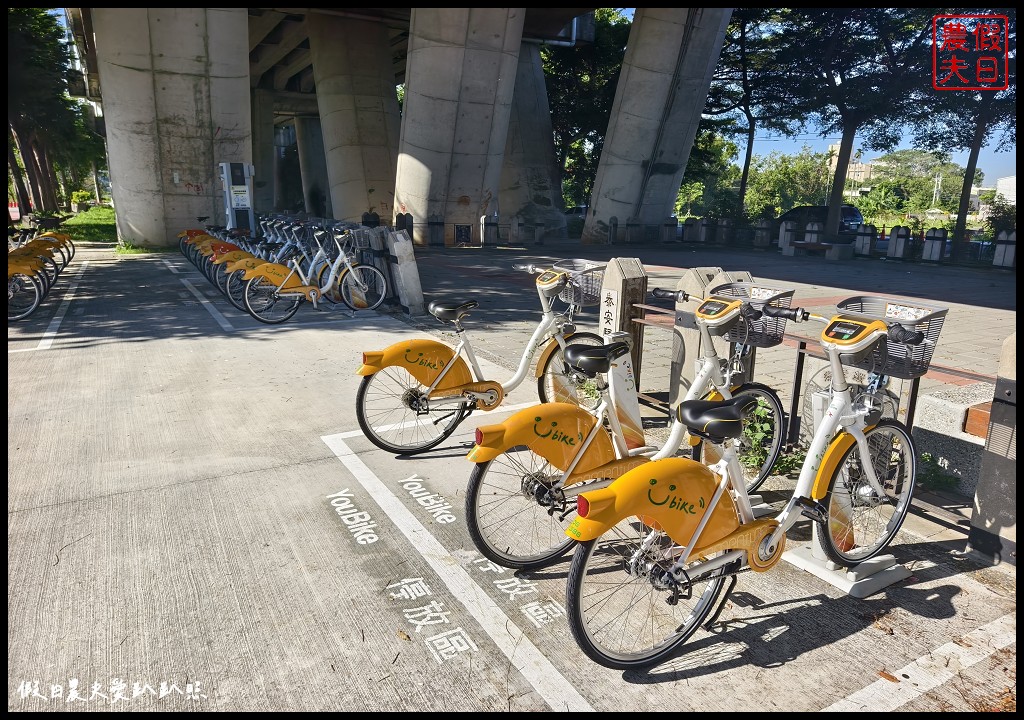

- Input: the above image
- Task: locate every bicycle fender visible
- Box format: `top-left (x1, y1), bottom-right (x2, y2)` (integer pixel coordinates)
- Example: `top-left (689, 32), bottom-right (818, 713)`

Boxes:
top-left (466, 402), bottom-right (615, 472)
top-left (356, 339), bottom-right (474, 390)
top-left (241, 262), bottom-right (304, 289)
top-left (212, 250), bottom-right (252, 266)
top-left (533, 333), bottom-right (588, 378)
top-left (810, 425), bottom-right (877, 500)
top-left (565, 458), bottom-right (740, 546)
top-left (224, 257), bottom-right (269, 274)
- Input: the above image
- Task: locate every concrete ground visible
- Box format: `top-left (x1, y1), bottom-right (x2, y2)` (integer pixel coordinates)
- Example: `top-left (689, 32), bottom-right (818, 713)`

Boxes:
top-left (7, 239), bottom-right (1015, 711)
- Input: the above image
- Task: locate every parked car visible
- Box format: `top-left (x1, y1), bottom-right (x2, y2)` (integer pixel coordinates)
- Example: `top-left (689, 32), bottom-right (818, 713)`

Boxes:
top-left (776, 204), bottom-right (864, 244)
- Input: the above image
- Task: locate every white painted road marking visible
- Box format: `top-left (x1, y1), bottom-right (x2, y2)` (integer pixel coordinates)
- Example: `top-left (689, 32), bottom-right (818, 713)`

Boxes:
top-left (321, 430), bottom-right (596, 713)
top-left (821, 612), bottom-right (1015, 711)
top-left (180, 277), bottom-right (234, 331)
top-left (35, 261), bottom-right (90, 351)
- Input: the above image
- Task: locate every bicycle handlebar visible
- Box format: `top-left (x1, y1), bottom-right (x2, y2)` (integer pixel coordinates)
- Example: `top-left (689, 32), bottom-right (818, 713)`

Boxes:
top-left (762, 305), bottom-right (810, 322)
top-left (762, 305), bottom-right (926, 345)
top-left (513, 263), bottom-right (541, 274)
top-left (651, 287), bottom-right (690, 303)
top-left (888, 324), bottom-right (926, 345)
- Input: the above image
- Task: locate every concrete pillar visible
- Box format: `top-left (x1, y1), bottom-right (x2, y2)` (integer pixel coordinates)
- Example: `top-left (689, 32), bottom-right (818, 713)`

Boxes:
top-left (93, 8), bottom-right (251, 247)
top-left (251, 89), bottom-right (276, 213)
top-left (294, 116), bottom-right (332, 220)
top-left (395, 8), bottom-right (525, 246)
top-left (500, 42), bottom-right (566, 237)
top-left (582, 8), bottom-right (732, 245)
top-left (307, 13), bottom-right (401, 226)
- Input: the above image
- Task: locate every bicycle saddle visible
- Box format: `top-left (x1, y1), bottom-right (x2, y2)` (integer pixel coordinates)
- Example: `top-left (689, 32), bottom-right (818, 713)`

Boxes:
top-left (676, 396), bottom-right (757, 441)
top-left (427, 300), bottom-right (479, 322)
top-left (564, 341), bottom-right (629, 377)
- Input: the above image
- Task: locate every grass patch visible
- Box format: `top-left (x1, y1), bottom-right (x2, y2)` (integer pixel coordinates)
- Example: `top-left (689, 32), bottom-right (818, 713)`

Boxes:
top-left (60, 206), bottom-right (118, 243)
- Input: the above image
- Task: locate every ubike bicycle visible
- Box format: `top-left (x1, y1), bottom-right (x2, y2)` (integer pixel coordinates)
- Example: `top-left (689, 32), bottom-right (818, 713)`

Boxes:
top-left (355, 260), bottom-right (607, 455)
top-left (463, 281), bottom-right (794, 570)
top-left (561, 294), bottom-right (947, 669)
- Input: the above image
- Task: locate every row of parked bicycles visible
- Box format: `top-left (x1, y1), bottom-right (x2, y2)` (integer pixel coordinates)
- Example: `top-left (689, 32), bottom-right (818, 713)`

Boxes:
top-left (178, 215), bottom-right (389, 324)
top-left (350, 258), bottom-right (949, 670)
top-left (8, 226), bottom-right (78, 322)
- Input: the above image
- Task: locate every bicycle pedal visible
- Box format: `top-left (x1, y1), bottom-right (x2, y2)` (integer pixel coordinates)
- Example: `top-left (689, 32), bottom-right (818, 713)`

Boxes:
top-left (795, 497), bottom-right (827, 524)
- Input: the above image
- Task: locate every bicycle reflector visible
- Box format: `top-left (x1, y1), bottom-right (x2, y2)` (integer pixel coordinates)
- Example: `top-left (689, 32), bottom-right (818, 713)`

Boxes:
top-left (474, 428), bottom-right (483, 446)
top-left (577, 494), bottom-right (591, 518)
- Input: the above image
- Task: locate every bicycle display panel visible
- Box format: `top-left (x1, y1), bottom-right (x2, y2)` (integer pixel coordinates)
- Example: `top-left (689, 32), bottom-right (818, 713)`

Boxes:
top-left (823, 318), bottom-right (877, 344)
top-left (695, 298), bottom-right (739, 320)
top-left (535, 270), bottom-right (563, 287)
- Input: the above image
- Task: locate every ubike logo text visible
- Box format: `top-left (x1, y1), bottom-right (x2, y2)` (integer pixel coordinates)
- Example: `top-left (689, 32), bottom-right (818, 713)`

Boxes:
top-left (326, 489), bottom-right (379, 544)
top-left (403, 349), bottom-right (445, 371)
top-left (646, 478), bottom-right (706, 515)
top-left (399, 474), bottom-right (456, 524)
top-left (532, 418), bottom-right (583, 447)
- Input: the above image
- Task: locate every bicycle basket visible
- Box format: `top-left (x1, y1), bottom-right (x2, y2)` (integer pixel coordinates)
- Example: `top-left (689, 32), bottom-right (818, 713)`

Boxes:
top-left (708, 282), bottom-right (795, 348)
top-left (551, 259), bottom-right (606, 307)
top-left (835, 296), bottom-right (948, 379)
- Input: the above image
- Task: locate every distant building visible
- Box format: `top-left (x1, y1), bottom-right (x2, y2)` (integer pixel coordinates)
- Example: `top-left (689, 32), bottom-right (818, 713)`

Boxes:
top-left (828, 144), bottom-right (877, 196)
top-left (995, 175), bottom-right (1016, 205)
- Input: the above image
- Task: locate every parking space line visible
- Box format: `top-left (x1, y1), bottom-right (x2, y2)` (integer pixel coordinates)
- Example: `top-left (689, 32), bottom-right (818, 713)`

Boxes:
top-left (321, 432), bottom-right (595, 712)
top-left (35, 261), bottom-right (90, 351)
top-left (180, 277), bottom-right (234, 331)
top-left (821, 612), bottom-right (1016, 711)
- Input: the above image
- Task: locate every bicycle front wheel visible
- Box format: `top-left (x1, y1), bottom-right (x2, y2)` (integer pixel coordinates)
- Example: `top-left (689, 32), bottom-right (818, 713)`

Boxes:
top-left (243, 275), bottom-right (302, 325)
top-left (816, 419), bottom-right (917, 567)
top-left (465, 447), bottom-right (578, 570)
top-left (537, 332), bottom-right (604, 412)
top-left (566, 519), bottom-right (733, 670)
top-left (697, 382), bottom-right (786, 494)
top-left (355, 367), bottom-right (469, 454)
top-left (339, 264), bottom-right (387, 311)
top-left (8, 272), bottom-right (44, 322)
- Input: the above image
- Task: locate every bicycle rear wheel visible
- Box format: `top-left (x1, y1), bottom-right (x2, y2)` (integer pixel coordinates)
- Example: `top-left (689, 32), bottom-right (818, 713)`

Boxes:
top-left (566, 519), bottom-right (733, 670)
top-left (816, 419), bottom-right (917, 567)
top-left (243, 275), bottom-right (302, 324)
top-left (355, 366), bottom-right (469, 454)
top-left (339, 264), bottom-right (387, 311)
top-left (537, 332), bottom-right (604, 412)
top-left (465, 448), bottom-right (578, 570)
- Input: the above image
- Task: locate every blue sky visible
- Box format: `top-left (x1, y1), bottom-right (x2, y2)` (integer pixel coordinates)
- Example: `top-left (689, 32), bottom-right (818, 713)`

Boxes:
top-left (743, 134), bottom-right (1015, 187)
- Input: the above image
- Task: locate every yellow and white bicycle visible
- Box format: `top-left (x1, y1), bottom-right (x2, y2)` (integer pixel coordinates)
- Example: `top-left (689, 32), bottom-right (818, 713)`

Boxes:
top-left (562, 294), bottom-right (947, 669)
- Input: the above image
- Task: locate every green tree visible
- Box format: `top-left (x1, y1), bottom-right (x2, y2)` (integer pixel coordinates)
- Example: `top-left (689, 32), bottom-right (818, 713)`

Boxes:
top-left (543, 8), bottom-right (631, 208)
top-left (703, 7), bottom-right (802, 215)
top-left (8, 8), bottom-right (102, 215)
top-left (675, 126), bottom-right (740, 217)
top-left (910, 11), bottom-right (1016, 261)
top-left (766, 9), bottom-right (939, 242)
top-left (856, 180), bottom-right (908, 221)
top-left (869, 149), bottom-right (972, 214)
top-left (742, 146), bottom-right (832, 219)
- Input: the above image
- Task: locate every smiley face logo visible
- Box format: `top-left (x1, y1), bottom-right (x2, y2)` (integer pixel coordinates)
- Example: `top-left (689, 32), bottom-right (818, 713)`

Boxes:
top-left (647, 477), bottom-right (677, 506)
top-left (533, 417), bottom-right (555, 438)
